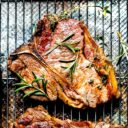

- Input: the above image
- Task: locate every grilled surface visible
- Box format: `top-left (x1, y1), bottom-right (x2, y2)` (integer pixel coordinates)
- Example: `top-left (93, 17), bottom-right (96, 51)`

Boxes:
top-left (8, 15), bottom-right (119, 109)
top-left (11, 105), bottom-right (123, 128)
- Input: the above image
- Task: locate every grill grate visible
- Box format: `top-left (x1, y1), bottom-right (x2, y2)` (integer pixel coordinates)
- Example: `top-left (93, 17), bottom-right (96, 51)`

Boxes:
top-left (1, 0), bottom-right (128, 127)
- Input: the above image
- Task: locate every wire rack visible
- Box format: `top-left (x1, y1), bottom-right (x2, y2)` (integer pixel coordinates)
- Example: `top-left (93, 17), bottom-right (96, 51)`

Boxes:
top-left (1, 0), bottom-right (128, 127)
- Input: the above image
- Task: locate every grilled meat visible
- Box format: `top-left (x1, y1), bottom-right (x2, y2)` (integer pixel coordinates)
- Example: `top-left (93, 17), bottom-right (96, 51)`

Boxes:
top-left (8, 14), bottom-right (119, 108)
top-left (11, 105), bottom-right (124, 128)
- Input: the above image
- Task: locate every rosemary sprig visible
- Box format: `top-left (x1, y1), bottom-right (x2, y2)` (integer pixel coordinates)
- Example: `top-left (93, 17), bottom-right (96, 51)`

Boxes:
top-left (61, 58), bottom-right (77, 82)
top-left (114, 32), bottom-right (128, 65)
top-left (68, 59), bottom-right (77, 82)
top-left (44, 33), bottom-right (79, 55)
top-left (14, 72), bottom-right (48, 98)
top-left (58, 4), bottom-right (111, 20)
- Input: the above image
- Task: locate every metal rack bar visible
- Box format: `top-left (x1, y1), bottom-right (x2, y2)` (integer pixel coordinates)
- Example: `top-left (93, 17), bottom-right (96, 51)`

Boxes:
top-left (62, 0), bottom-right (65, 121)
top-left (70, 0), bottom-right (73, 121)
top-left (39, 1), bottom-right (41, 19)
top-left (54, 0), bottom-right (56, 14)
top-left (13, 0), bottom-right (17, 121)
top-left (78, 0), bottom-right (81, 121)
top-left (94, 0), bottom-right (97, 123)
top-left (86, 0), bottom-right (89, 121)
top-left (70, 0), bottom-right (72, 18)
top-left (23, 0), bottom-right (25, 43)
top-left (22, 0), bottom-right (25, 113)
top-left (47, 0), bottom-right (49, 14)
top-left (110, 0), bottom-right (113, 123)
top-left (54, 0), bottom-right (57, 118)
top-left (127, 0), bottom-right (128, 125)
top-left (118, 0), bottom-right (121, 124)
top-left (86, 0), bottom-right (88, 27)
top-left (102, 0), bottom-right (105, 120)
top-left (6, 0), bottom-right (9, 127)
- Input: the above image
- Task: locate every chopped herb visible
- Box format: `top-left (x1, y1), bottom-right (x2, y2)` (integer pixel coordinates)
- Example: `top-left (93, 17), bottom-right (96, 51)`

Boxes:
top-left (86, 64), bottom-right (94, 69)
top-left (99, 43), bottom-right (108, 48)
top-left (48, 14), bottom-right (58, 32)
top-left (101, 75), bottom-right (108, 85)
top-left (104, 65), bottom-right (108, 70)
top-left (50, 21), bottom-right (58, 32)
top-left (102, 6), bottom-right (111, 16)
top-left (88, 79), bottom-right (94, 84)
top-left (97, 85), bottom-right (102, 90)
top-left (96, 35), bottom-right (104, 41)
top-left (94, 55), bottom-right (99, 60)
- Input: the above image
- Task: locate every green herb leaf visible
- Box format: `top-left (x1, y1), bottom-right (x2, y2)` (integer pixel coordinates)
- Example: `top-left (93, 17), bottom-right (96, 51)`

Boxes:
top-left (63, 43), bottom-right (76, 53)
top-left (88, 79), bottom-right (94, 84)
top-left (70, 61), bottom-right (77, 81)
top-left (42, 80), bottom-right (48, 94)
top-left (63, 43), bottom-right (80, 53)
top-left (97, 85), bottom-right (102, 90)
top-left (86, 64), bottom-right (94, 69)
top-left (101, 75), bottom-right (108, 85)
top-left (16, 73), bottom-right (27, 83)
top-left (61, 66), bottom-right (68, 69)
top-left (32, 72), bottom-right (41, 88)
top-left (13, 83), bottom-right (29, 86)
top-left (23, 90), bottom-right (39, 98)
top-left (96, 35), bottom-right (104, 41)
top-left (50, 22), bottom-right (57, 32)
top-left (15, 86), bottom-right (30, 92)
top-left (32, 78), bottom-right (44, 83)
top-left (67, 59), bottom-right (77, 81)
top-left (34, 91), bottom-right (46, 96)
top-left (59, 59), bottom-right (76, 63)
top-left (102, 6), bottom-right (111, 16)
top-left (44, 44), bottom-right (58, 56)
top-left (62, 33), bottom-right (74, 42)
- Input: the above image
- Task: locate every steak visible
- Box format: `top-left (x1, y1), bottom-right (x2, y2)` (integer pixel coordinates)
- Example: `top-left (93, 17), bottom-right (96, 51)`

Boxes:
top-left (11, 105), bottom-right (124, 128)
top-left (8, 14), bottom-right (120, 108)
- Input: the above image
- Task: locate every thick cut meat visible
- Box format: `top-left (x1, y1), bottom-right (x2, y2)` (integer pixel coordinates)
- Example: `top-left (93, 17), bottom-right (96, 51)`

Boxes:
top-left (11, 106), bottom-right (123, 128)
top-left (8, 14), bottom-right (119, 108)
